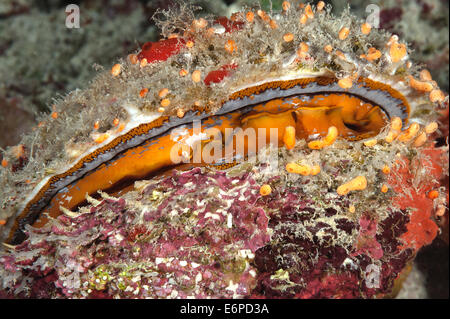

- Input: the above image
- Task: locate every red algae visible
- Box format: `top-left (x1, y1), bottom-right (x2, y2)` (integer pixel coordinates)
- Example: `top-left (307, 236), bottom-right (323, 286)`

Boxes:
top-left (214, 16), bottom-right (244, 33)
top-left (388, 147), bottom-right (444, 251)
top-left (204, 64), bottom-right (238, 86)
top-left (138, 38), bottom-right (186, 64)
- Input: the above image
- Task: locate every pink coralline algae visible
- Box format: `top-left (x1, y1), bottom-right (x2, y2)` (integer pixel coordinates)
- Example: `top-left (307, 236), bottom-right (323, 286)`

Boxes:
top-left (352, 216), bottom-right (384, 260)
top-left (0, 168), bottom-right (271, 298)
top-left (249, 173), bottom-right (415, 299)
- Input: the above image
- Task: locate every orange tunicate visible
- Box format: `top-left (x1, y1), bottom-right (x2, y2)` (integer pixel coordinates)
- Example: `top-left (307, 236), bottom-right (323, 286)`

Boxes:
top-left (408, 75), bottom-right (433, 92)
top-left (1, 159), bottom-right (8, 168)
top-left (111, 63), bottom-right (121, 76)
top-left (390, 117), bottom-right (403, 131)
top-left (308, 126), bottom-right (338, 149)
top-left (310, 165), bottom-right (321, 175)
top-left (51, 112), bottom-right (58, 119)
top-left (425, 122), bottom-right (438, 134)
top-left (257, 10), bottom-right (270, 23)
top-left (282, 1), bottom-right (290, 11)
top-left (158, 107), bottom-right (165, 113)
top-left (117, 123), bottom-right (125, 133)
top-left (179, 69), bottom-right (188, 77)
top-left (428, 190), bottom-right (439, 199)
top-left (225, 39), bottom-right (236, 53)
top-left (159, 88), bottom-right (169, 98)
top-left (413, 132), bottom-right (427, 147)
top-left (286, 162), bottom-right (311, 175)
top-left (324, 126), bottom-right (338, 144)
top-left (269, 19), bottom-right (278, 29)
top-left (381, 184), bottom-right (389, 193)
top-left (283, 126), bottom-right (296, 150)
top-left (113, 118), bottom-right (120, 127)
top-left (283, 33), bottom-right (294, 42)
top-left (307, 140), bottom-right (324, 150)
top-left (338, 27), bottom-right (350, 40)
top-left (161, 98), bottom-right (171, 107)
top-left (177, 109), bottom-right (185, 118)
top-left (94, 121), bottom-right (100, 130)
top-left (382, 165), bottom-right (391, 174)
top-left (420, 69), bottom-right (432, 81)
top-left (139, 88), bottom-right (149, 98)
top-left (192, 70), bottom-right (202, 83)
top-left (385, 117), bottom-right (402, 143)
top-left (389, 42), bottom-right (407, 63)
top-left (324, 45), bottom-right (333, 53)
top-left (186, 40), bottom-right (194, 48)
top-left (304, 4), bottom-right (314, 19)
top-left (363, 139), bottom-right (377, 147)
top-left (140, 58), bottom-right (148, 68)
top-left (361, 22), bottom-right (371, 35)
top-left (397, 123), bottom-right (420, 142)
top-left (260, 184), bottom-right (272, 196)
top-left (363, 47), bottom-right (382, 61)
top-left (299, 14), bottom-right (308, 25)
top-left (0, 220), bottom-right (6, 226)
top-left (317, 1), bottom-right (325, 11)
top-left (338, 77), bottom-right (353, 89)
top-left (128, 54), bottom-right (138, 65)
top-left (385, 131), bottom-right (397, 143)
top-left (299, 42), bottom-right (309, 52)
top-left (94, 133), bottom-right (109, 144)
top-left (337, 176), bottom-right (367, 196)
top-left (297, 42), bottom-right (309, 59)
top-left (429, 89), bottom-right (445, 103)
top-left (246, 11), bottom-right (255, 23)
